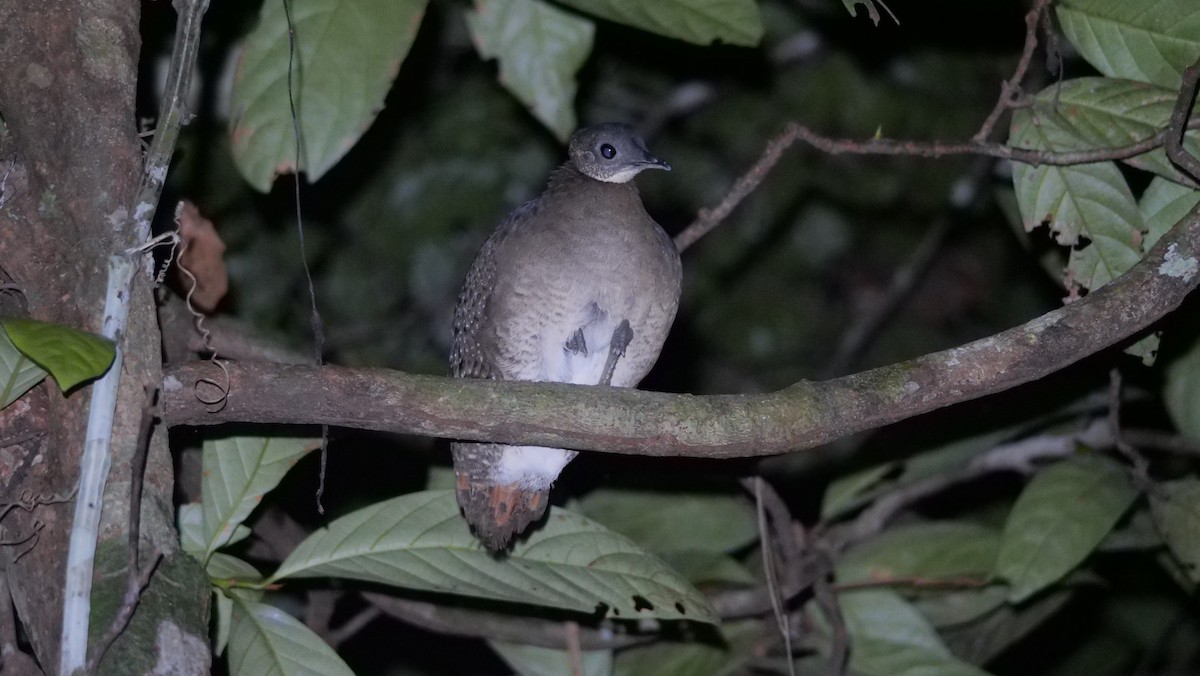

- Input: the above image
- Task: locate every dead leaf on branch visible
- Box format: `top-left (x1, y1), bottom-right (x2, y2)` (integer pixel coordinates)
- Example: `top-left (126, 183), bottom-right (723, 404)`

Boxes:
top-left (174, 200), bottom-right (228, 312)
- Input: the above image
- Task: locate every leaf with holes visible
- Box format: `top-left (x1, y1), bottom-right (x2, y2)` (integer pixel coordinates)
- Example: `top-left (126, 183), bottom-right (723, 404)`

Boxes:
top-left (468, 0), bottom-right (594, 141)
top-left (270, 490), bottom-right (716, 623)
top-left (1010, 107), bottom-right (1143, 291)
top-left (995, 456), bottom-right (1137, 602)
top-left (1150, 477), bottom-right (1200, 582)
top-left (200, 435), bottom-right (321, 562)
top-left (226, 597), bottom-right (355, 676)
top-left (230, 0), bottom-right (428, 191)
top-left (1, 318), bottom-right (114, 394)
top-left (0, 323), bottom-right (47, 408)
top-left (1057, 0), bottom-right (1200, 90)
top-left (555, 0), bottom-right (762, 47)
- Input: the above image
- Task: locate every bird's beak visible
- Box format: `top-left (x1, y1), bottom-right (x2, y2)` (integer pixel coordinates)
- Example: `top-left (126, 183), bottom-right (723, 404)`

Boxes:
top-left (641, 153), bottom-right (671, 172)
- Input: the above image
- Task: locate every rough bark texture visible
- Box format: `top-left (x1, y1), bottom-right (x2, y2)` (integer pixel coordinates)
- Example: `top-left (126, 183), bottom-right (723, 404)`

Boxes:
top-left (162, 202), bottom-right (1200, 458)
top-left (0, 0), bottom-right (207, 672)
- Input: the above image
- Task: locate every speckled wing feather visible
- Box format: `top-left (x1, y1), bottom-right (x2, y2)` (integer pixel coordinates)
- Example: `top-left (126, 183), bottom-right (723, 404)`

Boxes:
top-left (449, 200), bottom-right (552, 550)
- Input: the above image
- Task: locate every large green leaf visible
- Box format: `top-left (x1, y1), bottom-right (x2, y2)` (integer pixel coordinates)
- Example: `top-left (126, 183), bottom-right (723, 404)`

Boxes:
top-left (0, 323), bottom-right (47, 408)
top-left (1140, 177), bottom-right (1200, 250)
top-left (1149, 477), bottom-right (1200, 583)
top-left (1010, 106), bottom-right (1143, 291)
top-left (468, 0), bottom-right (594, 141)
top-left (230, 0), bottom-right (429, 191)
top-left (575, 487), bottom-right (757, 554)
top-left (271, 490), bottom-right (716, 623)
top-left (0, 318), bottom-right (114, 393)
top-left (200, 435), bottom-right (321, 562)
top-left (995, 456), bottom-right (1137, 602)
top-left (829, 589), bottom-right (991, 676)
top-left (657, 550), bottom-right (757, 587)
top-left (839, 521), bottom-right (1000, 584)
top-left (1057, 0), bottom-right (1200, 90)
top-left (227, 597), bottom-right (355, 676)
top-left (490, 641), bottom-right (613, 676)
top-left (554, 0), bottom-right (762, 47)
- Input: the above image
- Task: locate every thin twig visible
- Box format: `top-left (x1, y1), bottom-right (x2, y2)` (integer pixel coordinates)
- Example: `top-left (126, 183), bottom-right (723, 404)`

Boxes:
top-left (973, 0), bottom-right (1052, 142)
top-left (565, 621), bottom-right (583, 676)
top-left (674, 122), bottom-right (1180, 254)
top-left (1165, 57), bottom-right (1200, 182)
top-left (812, 576), bottom-right (847, 676)
top-left (1107, 370), bottom-right (1153, 491)
top-left (745, 477), bottom-right (796, 676)
top-left (326, 605), bottom-right (382, 649)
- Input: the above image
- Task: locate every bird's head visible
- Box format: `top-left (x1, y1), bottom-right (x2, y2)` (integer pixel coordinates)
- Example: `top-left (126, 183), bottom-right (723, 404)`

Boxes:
top-left (567, 123), bottom-right (671, 183)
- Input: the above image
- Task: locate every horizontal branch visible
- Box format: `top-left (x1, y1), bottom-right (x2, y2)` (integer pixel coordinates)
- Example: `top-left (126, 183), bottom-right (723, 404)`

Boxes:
top-left (161, 202), bottom-right (1200, 459)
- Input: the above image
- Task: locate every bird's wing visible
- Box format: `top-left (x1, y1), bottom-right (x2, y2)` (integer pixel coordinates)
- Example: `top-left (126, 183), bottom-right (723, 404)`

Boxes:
top-left (450, 200), bottom-right (544, 381)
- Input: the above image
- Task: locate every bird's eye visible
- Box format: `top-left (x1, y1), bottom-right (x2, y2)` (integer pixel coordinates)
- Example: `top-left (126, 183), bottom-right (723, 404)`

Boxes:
top-left (600, 143), bottom-right (617, 159)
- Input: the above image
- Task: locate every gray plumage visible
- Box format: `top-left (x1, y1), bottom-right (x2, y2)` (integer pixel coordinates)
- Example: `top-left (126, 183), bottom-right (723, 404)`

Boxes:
top-left (450, 123), bottom-right (682, 550)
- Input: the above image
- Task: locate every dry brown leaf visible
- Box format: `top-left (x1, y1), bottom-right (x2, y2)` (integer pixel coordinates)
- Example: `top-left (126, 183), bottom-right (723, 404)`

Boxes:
top-left (175, 200), bottom-right (228, 312)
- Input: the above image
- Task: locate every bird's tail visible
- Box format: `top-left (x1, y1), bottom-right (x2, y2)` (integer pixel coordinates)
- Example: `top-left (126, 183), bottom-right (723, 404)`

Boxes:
top-left (455, 476), bottom-right (550, 551)
top-left (451, 441), bottom-right (551, 551)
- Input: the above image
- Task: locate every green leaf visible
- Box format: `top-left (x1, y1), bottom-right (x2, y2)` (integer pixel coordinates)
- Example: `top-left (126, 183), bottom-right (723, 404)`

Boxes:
top-left (912, 586), bottom-right (1009, 629)
top-left (0, 323), bottom-right (47, 408)
top-left (181, 503), bottom-right (251, 559)
top-left (214, 590), bottom-right (233, 657)
top-left (1057, 0), bottom-right (1200, 90)
top-left (1010, 106), bottom-right (1143, 291)
top-left (612, 620), bottom-right (760, 676)
top-left (490, 641), bottom-right (613, 676)
top-left (1140, 177), bottom-right (1200, 251)
top-left (839, 0), bottom-right (895, 26)
top-left (1165, 331), bottom-right (1200, 441)
top-left (271, 490), bottom-right (716, 623)
top-left (575, 487), bottom-right (757, 554)
top-left (0, 318), bottom-right (114, 393)
top-left (839, 521), bottom-right (1000, 584)
top-left (229, 0), bottom-right (429, 191)
top-left (822, 429), bottom-right (1010, 521)
top-left (178, 503), bottom-right (205, 556)
top-left (939, 589), bottom-right (1073, 665)
top-left (227, 597), bottom-right (355, 676)
top-left (822, 461), bottom-right (899, 521)
top-left (1149, 477), bottom-right (1200, 582)
top-left (468, 0), bottom-right (594, 141)
top-left (828, 589), bottom-right (991, 676)
top-left (554, 0), bottom-right (762, 47)
top-left (1015, 78), bottom-right (1200, 184)
top-left (657, 550), bottom-right (757, 587)
top-left (995, 456), bottom-right (1137, 602)
top-left (200, 435), bottom-right (321, 562)
top-left (208, 553), bottom-right (264, 583)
